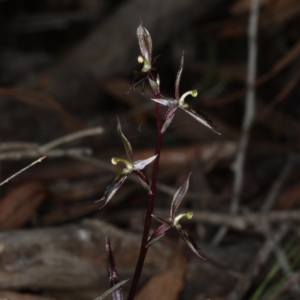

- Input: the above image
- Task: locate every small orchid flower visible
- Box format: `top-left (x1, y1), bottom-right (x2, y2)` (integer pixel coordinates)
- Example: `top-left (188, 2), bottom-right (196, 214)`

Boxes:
top-left (125, 23), bottom-right (160, 95)
top-left (150, 51), bottom-right (220, 135)
top-left (148, 173), bottom-right (206, 260)
top-left (96, 117), bottom-right (157, 208)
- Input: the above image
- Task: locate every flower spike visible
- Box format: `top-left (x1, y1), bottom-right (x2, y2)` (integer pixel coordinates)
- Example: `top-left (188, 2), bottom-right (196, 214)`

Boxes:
top-left (96, 117), bottom-right (157, 208)
top-left (148, 173), bottom-right (206, 260)
top-left (151, 51), bottom-right (220, 135)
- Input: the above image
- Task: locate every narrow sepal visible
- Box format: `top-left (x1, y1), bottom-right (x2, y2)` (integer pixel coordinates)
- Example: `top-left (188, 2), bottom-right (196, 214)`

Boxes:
top-left (177, 228), bottom-right (206, 260)
top-left (136, 24), bottom-right (152, 66)
top-left (182, 107), bottom-right (221, 135)
top-left (171, 173), bottom-right (191, 220)
top-left (134, 169), bottom-right (151, 192)
top-left (175, 51), bottom-right (184, 100)
top-left (137, 175), bottom-right (151, 192)
top-left (161, 107), bottom-right (178, 133)
top-left (147, 223), bottom-right (171, 247)
top-left (96, 170), bottom-right (128, 209)
top-left (116, 116), bottom-right (133, 163)
top-left (149, 77), bottom-right (160, 95)
top-left (151, 214), bottom-right (172, 226)
top-left (133, 154), bottom-right (157, 170)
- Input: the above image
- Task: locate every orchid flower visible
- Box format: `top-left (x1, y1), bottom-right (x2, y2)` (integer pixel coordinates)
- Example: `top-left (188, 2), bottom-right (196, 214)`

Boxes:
top-left (148, 173), bottom-right (206, 260)
top-left (96, 117), bottom-right (157, 208)
top-left (150, 51), bottom-right (220, 135)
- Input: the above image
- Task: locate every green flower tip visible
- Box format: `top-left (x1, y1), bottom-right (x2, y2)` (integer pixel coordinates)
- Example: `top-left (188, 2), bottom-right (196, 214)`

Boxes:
top-left (191, 90), bottom-right (198, 97)
top-left (186, 211), bottom-right (193, 219)
top-left (111, 157), bottom-right (119, 165)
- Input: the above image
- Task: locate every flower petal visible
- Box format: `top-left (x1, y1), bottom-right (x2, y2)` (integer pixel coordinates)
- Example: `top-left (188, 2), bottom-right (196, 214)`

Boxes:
top-left (116, 116), bottom-right (133, 163)
top-left (171, 173), bottom-right (191, 220)
top-left (136, 24), bottom-right (152, 66)
top-left (96, 170), bottom-right (128, 209)
top-left (147, 223), bottom-right (171, 247)
top-left (181, 106), bottom-right (221, 135)
top-left (133, 154), bottom-right (157, 170)
top-left (175, 51), bottom-right (184, 100)
top-left (177, 228), bottom-right (206, 260)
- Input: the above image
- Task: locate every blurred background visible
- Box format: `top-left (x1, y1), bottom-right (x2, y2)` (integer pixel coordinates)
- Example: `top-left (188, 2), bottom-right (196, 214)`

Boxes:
top-left (0, 0), bottom-right (300, 299)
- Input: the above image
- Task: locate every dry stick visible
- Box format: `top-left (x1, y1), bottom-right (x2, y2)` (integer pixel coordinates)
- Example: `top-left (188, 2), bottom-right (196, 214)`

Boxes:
top-left (0, 155), bottom-right (46, 186)
top-left (227, 223), bottom-right (290, 300)
top-left (0, 127), bottom-right (103, 160)
top-left (212, 0), bottom-right (260, 245)
top-left (268, 272), bottom-right (300, 300)
top-left (39, 126), bottom-right (103, 152)
top-left (0, 148), bottom-right (92, 160)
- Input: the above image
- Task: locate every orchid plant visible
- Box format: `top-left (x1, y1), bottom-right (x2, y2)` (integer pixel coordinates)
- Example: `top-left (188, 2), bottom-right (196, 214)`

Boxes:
top-left (97, 22), bottom-right (220, 300)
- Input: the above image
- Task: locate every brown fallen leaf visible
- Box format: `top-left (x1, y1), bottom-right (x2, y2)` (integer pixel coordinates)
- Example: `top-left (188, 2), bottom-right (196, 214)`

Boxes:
top-left (135, 252), bottom-right (187, 300)
top-left (0, 181), bottom-right (48, 229)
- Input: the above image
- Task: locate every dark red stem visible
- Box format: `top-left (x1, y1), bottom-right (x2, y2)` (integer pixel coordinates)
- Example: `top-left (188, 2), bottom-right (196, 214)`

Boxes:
top-left (127, 90), bottom-right (163, 300)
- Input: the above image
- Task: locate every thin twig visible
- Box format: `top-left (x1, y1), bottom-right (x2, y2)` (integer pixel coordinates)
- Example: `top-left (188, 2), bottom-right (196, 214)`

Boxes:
top-left (212, 0), bottom-right (260, 246)
top-left (0, 155), bottom-right (46, 186)
top-left (0, 126), bottom-right (103, 160)
top-left (39, 127), bottom-right (103, 152)
top-left (0, 148), bottom-right (92, 160)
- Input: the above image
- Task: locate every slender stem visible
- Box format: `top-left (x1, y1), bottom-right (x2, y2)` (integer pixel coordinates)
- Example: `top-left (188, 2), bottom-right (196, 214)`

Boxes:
top-left (127, 93), bottom-right (163, 300)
